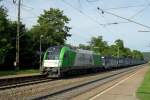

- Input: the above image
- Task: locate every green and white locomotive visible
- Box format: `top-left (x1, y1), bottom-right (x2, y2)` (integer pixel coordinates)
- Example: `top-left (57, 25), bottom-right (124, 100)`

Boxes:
top-left (41, 45), bottom-right (145, 77)
top-left (41, 46), bottom-right (103, 77)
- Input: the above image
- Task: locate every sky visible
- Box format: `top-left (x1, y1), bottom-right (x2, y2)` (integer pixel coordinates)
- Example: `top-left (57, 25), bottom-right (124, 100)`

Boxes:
top-left (1, 0), bottom-right (150, 52)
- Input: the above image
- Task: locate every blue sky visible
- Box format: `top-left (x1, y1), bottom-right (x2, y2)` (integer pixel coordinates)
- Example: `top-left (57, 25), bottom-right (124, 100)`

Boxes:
top-left (1, 0), bottom-right (150, 52)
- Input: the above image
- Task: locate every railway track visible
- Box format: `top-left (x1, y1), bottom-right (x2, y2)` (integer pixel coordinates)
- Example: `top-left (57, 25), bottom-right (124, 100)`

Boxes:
top-left (0, 64), bottom-right (145, 99)
top-left (0, 74), bottom-right (54, 90)
top-left (30, 65), bottom-right (144, 100)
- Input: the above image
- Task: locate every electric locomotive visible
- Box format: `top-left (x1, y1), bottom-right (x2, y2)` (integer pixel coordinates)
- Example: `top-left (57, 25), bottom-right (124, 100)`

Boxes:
top-left (41, 46), bottom-right (102, 77)
top-left (41, 46), bottom-right (145, 77)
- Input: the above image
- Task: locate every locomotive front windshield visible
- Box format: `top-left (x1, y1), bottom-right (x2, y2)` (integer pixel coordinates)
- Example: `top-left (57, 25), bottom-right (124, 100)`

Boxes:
top-left (47, 46), bottom-right (62, 60)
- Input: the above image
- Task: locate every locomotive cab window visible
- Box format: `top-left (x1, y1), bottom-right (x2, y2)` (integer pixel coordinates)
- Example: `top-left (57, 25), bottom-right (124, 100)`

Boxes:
top-left (47, 46), bottom-right (62, 60)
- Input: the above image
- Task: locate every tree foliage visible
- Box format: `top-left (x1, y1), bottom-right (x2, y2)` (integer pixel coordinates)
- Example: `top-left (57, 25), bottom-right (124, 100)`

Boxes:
top-left (28, 8), bottom-right (72, 67)
top-left (89, 36), bottom-right (108, 55)
top-left (80, 35), bottom-right (144, 59)
top-left (0, 2), bottom-right (144, 70)
top-left (30, 8), bottom-right (71, 47)
top-left (132, 50), bottom-right (143, 59)
top-left (78, 44), bottom-right (90, 50)
top-left (115, 39), bottom-right (124, 49)
top-left (0, 6), bottom-right (12, 63)
top-left (0, 6), bottom-right (72, 70)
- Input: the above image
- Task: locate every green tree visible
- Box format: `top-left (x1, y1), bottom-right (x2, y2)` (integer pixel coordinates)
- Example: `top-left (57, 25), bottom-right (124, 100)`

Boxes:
top-left (89, 36), bottom-right (108, 55)
top-left (78, 44), bottom-right (90, 50)
top-left (0, 6), bottom-right (12, 63)
top-left (105, 39), bottom-right (132, 58)
top-left (2, 20), bottom-right (35, 69)
top-left (114, 39), bottom-right (126, 57)
top-left (108, 45), bottom-right (118, 57)
top-left (0, 5), bottom-right (35, 69)
top-left (28, 8), bottom-right (71, 68)
top-left (123, 47), bottom-right (132, 57)
top-left (115, 39), bottom-right (124, 49)
top-left (132, 50), bottom-right (143, 59)
top-left (30, 8), bottom-right (71, 49)
top-left (77, 35), bottom-right (144, 60)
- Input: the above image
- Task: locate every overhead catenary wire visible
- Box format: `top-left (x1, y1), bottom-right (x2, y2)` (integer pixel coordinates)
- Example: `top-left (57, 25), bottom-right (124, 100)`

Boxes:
top-left (21, 3), bottom-right (34, 10)
top-left (101, 4), bottom-right (150, 25)
top-left (96, 2), bottom-right (150, 34)
top-left (62, 0), bottom-right (123, 38)
top-left (96, 9), bottom-right (118, 35)
top-left (21, 7), bottom-right (38, 18)
top-left (138, 30), bottom-right (150, 32)
top-left (97, 6), bottom-right (148, 25)
top-left (103, 4), bottom-right (149, 10)
top-left (62, 0), bottom-right (113, 45)
top-left (12, 1), bottom-right (37, 19)
top-left (87, 0), bottom-right (150, 26)
top-left (129, 5), bottom-right (150, 19)
top-left (97, 7), bottom-right (150, 29)
top-left (86, 0), bottom-right (100, 2)
top-left (62, 0), bottom-right (104, 27)
top-left (62, 0), bottom-right (125, 40)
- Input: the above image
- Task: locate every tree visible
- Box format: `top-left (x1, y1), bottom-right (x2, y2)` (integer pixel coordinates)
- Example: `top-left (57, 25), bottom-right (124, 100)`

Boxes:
top-left (78, 44), bottom-right (90, 50)
top-left (114, 39), bottom-right (127, 57)
top-left (2, 20), bottom-right (35, 69)
top-left (132, 50), bottom-right (143, 59)
top-left (81, 36), bottom-right (144, 59)
top-left (30, 8), bottom-right (71, 49)
top-left (108, 45), bottom-right (118, 57)
top-left (0, 5), bottom-right (35, 69)
top-left (89, 36), bottom-right (108, 55)
top-left (29, 8), bottom-right (71, 68)
top-left (0, 6), bottom-right (12, 64)
top-left (115, 39), bottom-right (124, 49)
top-left (123, 47), bottom-right (132, 57)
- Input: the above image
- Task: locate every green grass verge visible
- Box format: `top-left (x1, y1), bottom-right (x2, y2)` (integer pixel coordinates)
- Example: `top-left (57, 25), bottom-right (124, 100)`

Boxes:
top-left (137, 64), bottom-right (150, 100)
top-left (0, 69), bottom-right (39, 77)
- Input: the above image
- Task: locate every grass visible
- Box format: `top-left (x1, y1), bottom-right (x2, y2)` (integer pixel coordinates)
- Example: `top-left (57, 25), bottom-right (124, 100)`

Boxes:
top-left (137, 63), bottom-right (150, 100)
top-left (0, 69), bottom-right (39, 77)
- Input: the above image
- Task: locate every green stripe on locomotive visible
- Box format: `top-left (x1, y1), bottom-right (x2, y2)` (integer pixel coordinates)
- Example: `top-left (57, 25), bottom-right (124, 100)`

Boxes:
top-left (59, 46), bottom-right (76, 68)
top-left (43, 49), bottom-right (48, 60)
top-left (93, 54), bottom-right (102, 65)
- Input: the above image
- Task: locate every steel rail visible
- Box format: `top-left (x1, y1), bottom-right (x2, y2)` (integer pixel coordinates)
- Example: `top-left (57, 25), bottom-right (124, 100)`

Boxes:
top-left (31, 65), bottom-right (144, 100)
top-left (0, 75), bottom-right (55, 90)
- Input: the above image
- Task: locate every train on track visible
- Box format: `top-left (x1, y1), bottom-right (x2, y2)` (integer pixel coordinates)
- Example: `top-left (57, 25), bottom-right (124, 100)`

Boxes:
top-left (41, 46), bottom-right (145, 77)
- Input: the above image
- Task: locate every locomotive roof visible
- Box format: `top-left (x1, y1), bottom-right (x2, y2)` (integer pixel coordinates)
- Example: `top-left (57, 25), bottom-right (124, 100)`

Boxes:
top-left (47, 46), bottom-right (99, 55)
top-left (76, 49), bottom-right (94, 54)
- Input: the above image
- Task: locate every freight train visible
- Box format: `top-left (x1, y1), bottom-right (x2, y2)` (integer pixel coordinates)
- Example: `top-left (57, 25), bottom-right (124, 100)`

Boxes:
top-left (41, 46), bottom-right (145, 77)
